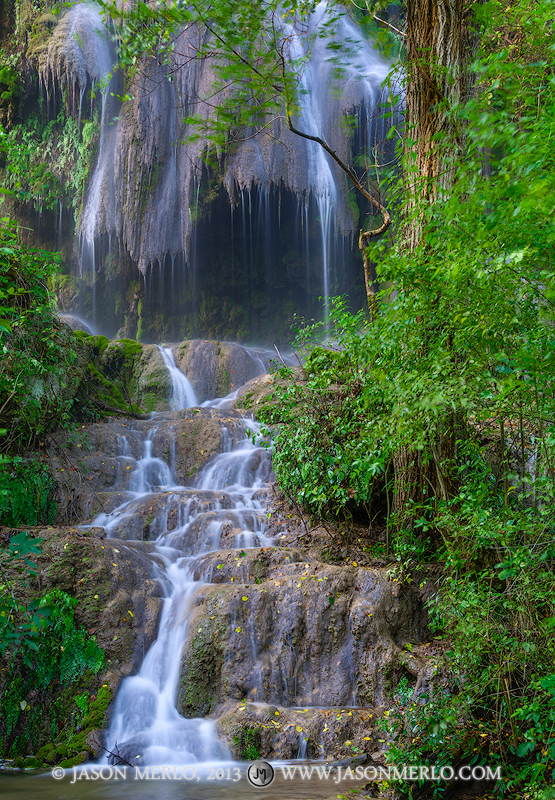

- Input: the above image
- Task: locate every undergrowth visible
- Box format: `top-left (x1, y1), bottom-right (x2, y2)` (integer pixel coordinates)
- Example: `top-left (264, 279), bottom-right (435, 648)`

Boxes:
top-left (0, 587), bottom-right (104, 758)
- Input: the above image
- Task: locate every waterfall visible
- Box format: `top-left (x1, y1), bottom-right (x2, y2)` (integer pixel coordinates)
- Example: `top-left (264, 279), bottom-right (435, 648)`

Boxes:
top-left (49, 2), bottom-right (394, 337)
top-left (78, 19), bottom-right (116, 326)
top-left (90, 354), bottom-right (273, 766)
top-left (158, 347), bottom-right (198, 409)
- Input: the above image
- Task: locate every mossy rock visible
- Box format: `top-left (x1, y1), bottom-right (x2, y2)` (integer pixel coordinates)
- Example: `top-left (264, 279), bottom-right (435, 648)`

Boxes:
top-left (36, 743), bottom-right (56, 764)
top-left (29, 684), bottom-right (113, 766)
top-left (116, 338), bottom-right (143, 358)
top-left (178, 593), bottom-right (228, 717)
top-left (233, 726), bottom-right (262, 760)
top-left (81, 684), bottom-right (113, 729)
top-left (58, 752), bottom-right (87, 769)
top-left (23, 756), bottom-right (42, 769)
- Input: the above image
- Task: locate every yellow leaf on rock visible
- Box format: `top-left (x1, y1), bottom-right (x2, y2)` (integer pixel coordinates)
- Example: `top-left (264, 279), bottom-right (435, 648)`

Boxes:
top-left (295, 726), bottom-right (303, 732)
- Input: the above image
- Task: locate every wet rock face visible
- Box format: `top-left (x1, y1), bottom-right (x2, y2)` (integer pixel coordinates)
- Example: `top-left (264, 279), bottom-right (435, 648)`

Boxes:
top-left (33, 4), bottom-right (113, 88)
top-left (177, 547), bottom-right (428, 722)
top-left (58, 314), bottom-right (92, 334)
top-left (173, 340), bottom-right (269, 403)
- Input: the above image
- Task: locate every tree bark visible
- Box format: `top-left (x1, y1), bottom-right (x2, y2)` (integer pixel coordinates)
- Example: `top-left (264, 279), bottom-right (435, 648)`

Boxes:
top-left (393, 0), bottom-right (475, 525)
top-left (404, 0), bottom-right (475, 237)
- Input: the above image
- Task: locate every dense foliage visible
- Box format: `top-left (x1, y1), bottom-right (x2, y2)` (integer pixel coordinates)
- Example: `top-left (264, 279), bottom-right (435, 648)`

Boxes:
top-left (0, 113), bottom-right (100, 215)
top-left (0, 217), bottom-right (82, 448)
top-left (0, 531), bottom-right (50, 657)
top-left (254, 0), bottom-right (555, 795)
top-left (0, 587), bottom-right (104, 759)
top-left (0, 456), bottom-right (56, 527)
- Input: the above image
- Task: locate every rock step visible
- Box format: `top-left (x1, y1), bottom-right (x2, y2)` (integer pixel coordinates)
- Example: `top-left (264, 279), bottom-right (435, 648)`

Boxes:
top-left (48, 409), bottom-right (263, 524)
top-left (215, 701), bottom-right (383, 762)
top-left (83, 488), bottom-right (270, 538)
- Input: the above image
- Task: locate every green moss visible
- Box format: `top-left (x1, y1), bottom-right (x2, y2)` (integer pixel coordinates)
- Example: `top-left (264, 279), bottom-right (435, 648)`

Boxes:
top-left (55, 744), bottom-right (68, 760)
top-left (116, 338), bottom-right (143, 358)
top-left (58, 752), bottom-right (87, 769)
top-left (81, 684), bottom-right (112, 729)
top-left (95, 335), bottom-right (110, 356)
top-left (180, 625), bottom-right (218, 716)
top-left (74, 330), bottom-right (92, 343)
top-left (23, 755), bottom-right (42, 769)
top-left (233, 727), bottom-right (262, 760)
top-left (179, 597), bottom-right (227, 718)
top-left (37, 744), bottom-right (56, 763)
top-left (27, 684), bottom-right (113, 766)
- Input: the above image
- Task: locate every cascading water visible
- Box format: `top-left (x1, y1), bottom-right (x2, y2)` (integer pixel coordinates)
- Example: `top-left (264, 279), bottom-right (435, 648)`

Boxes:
top-left (158, 347), bottom-right (198, 409)
top-left (87, 349), bottom-right (274, 766)
top-left (48, 2), bottom-right (395, 338)
top-left (74, 6), bottom-right (117, 327)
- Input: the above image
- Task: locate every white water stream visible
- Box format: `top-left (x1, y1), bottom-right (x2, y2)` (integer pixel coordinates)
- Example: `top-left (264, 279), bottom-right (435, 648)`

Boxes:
top-left (158, 347), bottom-right (198, 409)
top-left (86, 352), bottom-right (273, 766)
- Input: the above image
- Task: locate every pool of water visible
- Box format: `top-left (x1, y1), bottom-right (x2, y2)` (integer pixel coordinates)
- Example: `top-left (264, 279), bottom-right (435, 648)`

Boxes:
top-left (0, 762), bottom-right (371, 800)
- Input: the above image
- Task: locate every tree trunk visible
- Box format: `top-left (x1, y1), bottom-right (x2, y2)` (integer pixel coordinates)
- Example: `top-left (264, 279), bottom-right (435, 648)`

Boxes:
top-left (404, 0), bottom-right (475, 238)
top-left (393, 0), bottom-right (475, 524)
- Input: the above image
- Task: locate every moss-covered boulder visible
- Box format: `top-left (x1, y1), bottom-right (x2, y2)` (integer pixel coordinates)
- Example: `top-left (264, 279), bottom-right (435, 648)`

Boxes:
top-left (98, 339), bottom-right (171, 413)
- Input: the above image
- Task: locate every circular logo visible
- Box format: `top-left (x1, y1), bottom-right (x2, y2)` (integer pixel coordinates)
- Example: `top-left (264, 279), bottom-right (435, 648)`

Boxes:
top-left (247, 760), bottom-right (275, 788)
